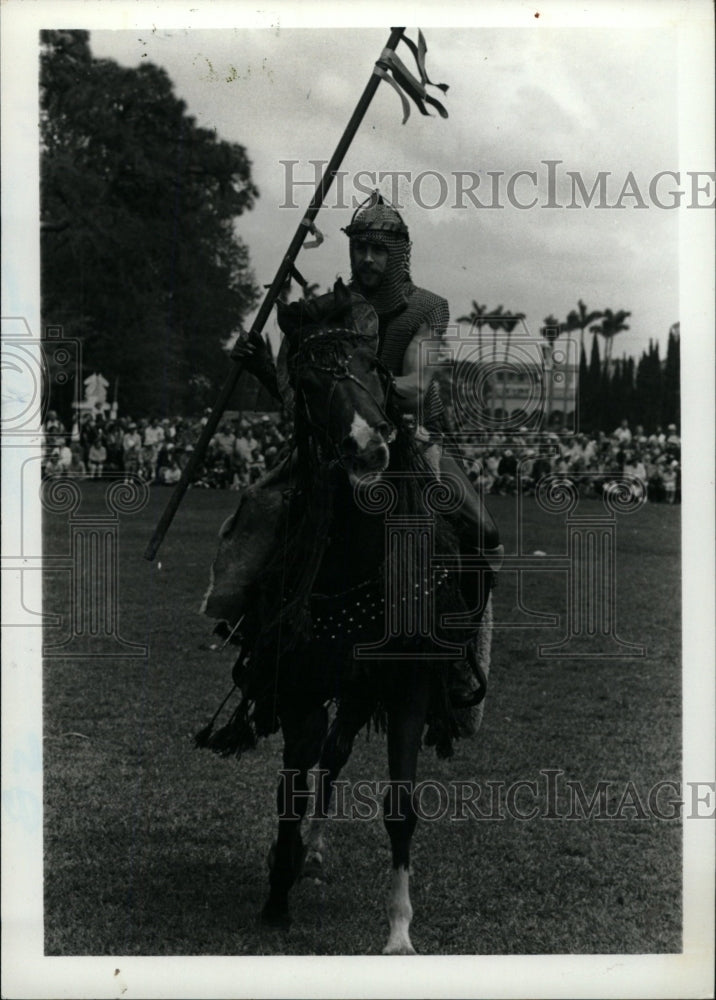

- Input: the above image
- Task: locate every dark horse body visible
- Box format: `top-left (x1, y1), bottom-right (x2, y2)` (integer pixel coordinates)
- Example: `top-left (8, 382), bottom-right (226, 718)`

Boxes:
top-left (200, 282), bottom-right (493, 954)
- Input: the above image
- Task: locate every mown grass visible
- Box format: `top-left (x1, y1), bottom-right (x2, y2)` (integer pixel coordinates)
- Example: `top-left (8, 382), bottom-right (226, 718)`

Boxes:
top-left (43, 486), bottom-right (681, 955)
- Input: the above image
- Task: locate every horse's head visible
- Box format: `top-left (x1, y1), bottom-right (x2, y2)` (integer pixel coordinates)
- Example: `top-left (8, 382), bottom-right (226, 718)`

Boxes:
top-left (278, 279), bottom-right (396, 486)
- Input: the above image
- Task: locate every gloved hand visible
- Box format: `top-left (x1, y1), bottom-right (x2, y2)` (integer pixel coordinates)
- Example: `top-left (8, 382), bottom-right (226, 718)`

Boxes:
top-left (231, 328), bottom-right (271, 370)
top-left (231, 330), bottom-right (281, 399)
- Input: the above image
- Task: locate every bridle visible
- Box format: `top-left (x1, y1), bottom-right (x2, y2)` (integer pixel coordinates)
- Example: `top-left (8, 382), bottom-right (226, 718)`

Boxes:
top-left (292, 326), bottom-right (396, 467)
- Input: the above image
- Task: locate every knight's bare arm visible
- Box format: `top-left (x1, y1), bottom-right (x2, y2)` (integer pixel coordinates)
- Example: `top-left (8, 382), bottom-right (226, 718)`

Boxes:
top-left (392, 321), bottom-right (451, 413)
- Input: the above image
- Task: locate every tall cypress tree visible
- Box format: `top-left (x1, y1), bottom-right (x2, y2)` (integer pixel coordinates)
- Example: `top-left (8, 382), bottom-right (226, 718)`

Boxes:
top-left (662, 325), bottom-right (680, 428)
top-left (577, 344), bottom-right (589, 432)
top-left (587, 333), bottom-right (603, 431)
top-left (635, 340), bottom-right (663, 431)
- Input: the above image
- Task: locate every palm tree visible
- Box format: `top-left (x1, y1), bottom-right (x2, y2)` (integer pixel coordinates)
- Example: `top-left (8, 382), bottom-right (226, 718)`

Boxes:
top-left (501, 310), bottom-right (526, 359)
top-left (540, 314), bottom-right (562, 346)
top-left (500, 310), bottom-right (526, 418)
top-left (566, 300), bottom-right (604, 361)
top-left (487, 305), bottom-right (505, 363)
top-left (457, 300), bottom-right (488, 353)
top-left (540, 315), bottom-right (564, 425)
top-left (590, 308), bottom-right (631, 375)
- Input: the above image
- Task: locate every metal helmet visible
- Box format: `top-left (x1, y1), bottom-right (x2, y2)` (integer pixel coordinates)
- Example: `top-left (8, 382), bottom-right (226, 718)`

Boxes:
top-left (343, 191), bottom-right (412, 315)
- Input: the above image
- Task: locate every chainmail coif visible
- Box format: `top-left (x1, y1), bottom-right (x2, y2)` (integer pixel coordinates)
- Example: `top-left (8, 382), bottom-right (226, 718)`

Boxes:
top-left (343, 194), bottom-right (413, 317)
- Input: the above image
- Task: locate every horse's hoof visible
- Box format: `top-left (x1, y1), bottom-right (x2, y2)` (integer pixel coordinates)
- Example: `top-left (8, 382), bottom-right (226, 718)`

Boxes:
top-left (382, 942), bottom-right (417, 955)
top-left (301, 850), bottom-right (326, 883)
top-left (259, 901), bottom-right (291, 931)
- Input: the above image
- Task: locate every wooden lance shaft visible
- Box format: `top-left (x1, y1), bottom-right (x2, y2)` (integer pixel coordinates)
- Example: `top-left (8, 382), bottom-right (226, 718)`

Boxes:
top-left (145, 27), bottom-right (406, 561)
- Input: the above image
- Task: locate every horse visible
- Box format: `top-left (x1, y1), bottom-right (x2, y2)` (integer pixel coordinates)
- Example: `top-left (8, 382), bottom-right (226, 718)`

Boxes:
top-left (198, 279), bottom-right (494, 954)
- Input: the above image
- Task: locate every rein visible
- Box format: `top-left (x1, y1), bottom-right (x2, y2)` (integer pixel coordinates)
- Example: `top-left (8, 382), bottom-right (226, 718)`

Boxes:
top-left (293, 326), bottom-right (397, 465)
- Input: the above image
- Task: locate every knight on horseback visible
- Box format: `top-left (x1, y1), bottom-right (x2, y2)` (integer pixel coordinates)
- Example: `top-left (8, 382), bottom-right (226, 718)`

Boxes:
top-left (202, 193), bottom-right (503, 633)
top-left (198, 194), bottom-right (502, 949)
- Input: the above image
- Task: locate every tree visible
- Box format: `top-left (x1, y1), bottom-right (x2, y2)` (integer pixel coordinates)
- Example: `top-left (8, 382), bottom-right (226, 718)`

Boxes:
top-left (566, 299), bottom-right (604, 362)
top-left (578, 343), bottom-right (589, 430)
top-left (487, 305), bottom-right (505, 363)
top-left (635, 339), bottom-right (662, 430)
top-left (585, 332), bottom-right (602, 429)
top-left (457, 300), bottom-right (488, 352)
top-left (540, 315), bottom-right (563, 426)
top-left (662, 323), bottom-right (680, 428)
top-left (590, 309), bottom-right (631, 375)
top-left (540, 315), bottom-right (562, 347)
top-left (499, 310), bottom-right (525, 417)
top-left (40, 30), bottom-right (260, 416)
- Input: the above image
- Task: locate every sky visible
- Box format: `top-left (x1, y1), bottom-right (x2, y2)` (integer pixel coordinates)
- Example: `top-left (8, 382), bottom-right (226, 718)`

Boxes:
top-left (88, 19), bottom-right (688, 361)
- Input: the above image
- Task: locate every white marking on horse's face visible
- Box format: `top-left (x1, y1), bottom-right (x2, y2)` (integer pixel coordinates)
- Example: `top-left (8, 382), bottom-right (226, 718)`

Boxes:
top-left (349, 411), bottom-right (375, 452)
top-left (344, 410), bottom-right (391, 487)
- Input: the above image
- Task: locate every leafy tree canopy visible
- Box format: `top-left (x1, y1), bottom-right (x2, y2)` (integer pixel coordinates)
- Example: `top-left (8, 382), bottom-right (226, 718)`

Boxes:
top-left (41, 30), bottom-right (260, 416)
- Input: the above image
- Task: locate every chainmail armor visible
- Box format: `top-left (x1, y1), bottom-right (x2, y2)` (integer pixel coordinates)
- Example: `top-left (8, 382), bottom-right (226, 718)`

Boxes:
top-left (343, 193), bottom-right (448, 429)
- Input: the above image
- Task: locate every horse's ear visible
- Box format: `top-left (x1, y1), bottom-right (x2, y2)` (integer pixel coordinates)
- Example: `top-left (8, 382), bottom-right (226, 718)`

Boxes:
top-left (332, 277), bottom-right (352, 312)
top-left (276, 300), bottom-right (297, 340)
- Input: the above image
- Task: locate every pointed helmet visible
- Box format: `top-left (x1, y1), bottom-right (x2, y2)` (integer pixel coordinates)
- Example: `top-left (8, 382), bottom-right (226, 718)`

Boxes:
top-left (343, 191), bottom-right (412, 316)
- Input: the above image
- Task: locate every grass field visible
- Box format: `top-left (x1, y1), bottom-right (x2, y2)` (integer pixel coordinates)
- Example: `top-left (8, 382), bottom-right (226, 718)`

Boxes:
top-left (43, 486), bottom-right (682, 956)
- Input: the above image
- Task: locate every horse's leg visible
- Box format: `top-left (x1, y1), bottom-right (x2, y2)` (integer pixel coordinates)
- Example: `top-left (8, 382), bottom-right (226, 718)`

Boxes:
top-left (261, 699), bottom-right (328, 928)
top-left (382, 669), bottom-right (431, 956)
top-left (304, 695), bottom-right (375, 879)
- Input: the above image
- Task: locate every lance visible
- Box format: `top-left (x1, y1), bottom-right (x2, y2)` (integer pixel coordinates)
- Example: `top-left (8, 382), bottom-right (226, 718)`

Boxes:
top-left (145, 25), bottom-right (448, 560)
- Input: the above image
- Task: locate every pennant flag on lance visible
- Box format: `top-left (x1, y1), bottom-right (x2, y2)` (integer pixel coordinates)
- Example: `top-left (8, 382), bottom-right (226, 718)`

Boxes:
top-left (374, 29), bottom-right (449, 124)
top-left (145, 28), bottom-right (450, 561)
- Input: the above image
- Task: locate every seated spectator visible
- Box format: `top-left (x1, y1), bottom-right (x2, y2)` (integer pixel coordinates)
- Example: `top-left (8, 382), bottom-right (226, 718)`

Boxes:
top-left (645, 452), bottom-right (665, 502)
top-left (648, 426), bottom-right (666, 448)
top-left (88, 435), bottom-right (107, 478)
top-left (104, 422), bottom-right (124, 474)
top-left (57, 438), bottom-right (73, 474)
top-left (661, 460), bottom-right (678, 504)
top-left (622, 450), bottom-right (647, 501)
top-left (44, 410), bottom-right (66, 448)
top-left (633, 425), bottom-right (648, 450)
top-left (156, 441), bottom-right (175, 480)
top-left (43, 448), bottom-right (63, 479)
top-left (59, 443), bottom-right (86, 478)
top-left (248, 446), bottom-right (266, 484)
top-left (214, 422), bottom-right (236, 460)
top-left (122, 422), bottom-right (142, 482)
top-left (79, 413), bottom-right (97, 463)
top-left (665, 424), bottom-right (681, 457)
top-left (484, 450), bottom-right (500, 490)
top-left (613, 419), bottom-right (632, 445)
top-left (159, 456), bottom-right (182, 485)
top-left (520, 449), bottom-right (537, 493)
top-left (495, 449), bottom-right (518, 494)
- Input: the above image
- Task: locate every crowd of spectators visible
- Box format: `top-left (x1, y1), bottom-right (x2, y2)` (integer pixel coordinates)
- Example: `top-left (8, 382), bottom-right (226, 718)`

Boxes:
top-left (41, 409), bottom-right (292, 489)
top-left (457, 419), bottom-right (681, 504)
top-left (42, 409), bottom-right (680, 504)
